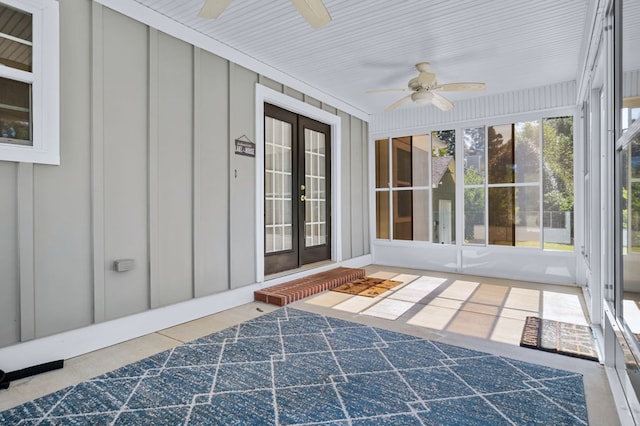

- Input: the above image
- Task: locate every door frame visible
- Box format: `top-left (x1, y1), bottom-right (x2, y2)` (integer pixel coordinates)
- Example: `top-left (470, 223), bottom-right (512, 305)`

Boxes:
top-left (255, 84), bottom-right (342, 282)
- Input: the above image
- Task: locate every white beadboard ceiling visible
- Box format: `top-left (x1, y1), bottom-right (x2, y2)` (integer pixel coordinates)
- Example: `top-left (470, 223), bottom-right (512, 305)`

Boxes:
top-left (131, 0), bottom-right (602, 115)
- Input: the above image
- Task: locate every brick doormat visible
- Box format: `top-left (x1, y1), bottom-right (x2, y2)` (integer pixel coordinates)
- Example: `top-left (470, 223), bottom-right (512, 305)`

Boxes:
top-left (332, 277), bottom-right (403, 297)
top-left (254, 267), bottom-right (365, 306)
top-left (520, 316), bottom-right (598, 361)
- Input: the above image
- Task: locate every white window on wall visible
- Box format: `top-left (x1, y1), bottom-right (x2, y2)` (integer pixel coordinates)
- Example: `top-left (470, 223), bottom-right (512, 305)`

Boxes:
top-left (0, 0), bottom-right (59, 164)
top-left (374, 115), bottom-right (574, 251)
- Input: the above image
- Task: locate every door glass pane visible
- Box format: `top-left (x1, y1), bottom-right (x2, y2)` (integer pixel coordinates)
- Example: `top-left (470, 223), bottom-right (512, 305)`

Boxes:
top-left (265, 116), bottom-right (293, 253)
top-left (304, 128), bottom-right (327, 247)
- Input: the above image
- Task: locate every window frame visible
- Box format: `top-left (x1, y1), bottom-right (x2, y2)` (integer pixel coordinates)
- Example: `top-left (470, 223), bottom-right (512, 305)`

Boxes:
top-left (372, 108), bottom-right (576, 251)
top-left (0, 0), bottom-right (59, 165)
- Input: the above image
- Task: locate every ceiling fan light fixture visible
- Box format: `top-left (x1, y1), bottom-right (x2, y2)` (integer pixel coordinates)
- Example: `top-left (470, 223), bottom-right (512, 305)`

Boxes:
top-left (411, 91), bottom-right (433, 105)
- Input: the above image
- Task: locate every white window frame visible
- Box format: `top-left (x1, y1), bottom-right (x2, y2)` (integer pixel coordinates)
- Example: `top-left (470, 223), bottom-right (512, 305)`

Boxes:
top-left (0, 0), bottom-right (59, 165)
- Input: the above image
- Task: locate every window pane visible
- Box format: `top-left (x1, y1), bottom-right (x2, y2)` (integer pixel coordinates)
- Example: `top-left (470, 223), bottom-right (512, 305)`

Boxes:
top-left (488, 124), bottom-right (514, 184)
top-left (0, 4), bottom-right (32, 72)
top-left (464, 127), bottom-right (485, 185)
top-left (413, 190), bottom-right (430, 241)
top-left (0, 76), bottom-right (31, 145)
top-left (464, 188), bottom-right (485, 244)
top-left (488, 187), bottom-right (514, 246)
top-left (392, 137), bottom-right (412, 187)
top-left (412, 134), bottom-right (430, 187)
top-left (543, 116), bottom-right (574, 251)
top-left (376, 191), bottom-right (390, 239)
top-left (305, 128), bottom-right (327, 247)
top-left (514, 120), bottom-right (540, 183)
top-left (432, 130), bottom-right (455, 244)
top-left (393, 190), bottom-right (413, 240)
top-left (375, 138), bottom-right (389, 188)
top-left (264, 117), bottom-right (293, 254)
top-left (515, 186), bottom-right (541, 247)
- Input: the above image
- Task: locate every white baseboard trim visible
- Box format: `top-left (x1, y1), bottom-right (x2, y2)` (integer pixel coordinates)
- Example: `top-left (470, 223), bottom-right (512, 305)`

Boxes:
top-left (0, 255), bottom-right (372, 372)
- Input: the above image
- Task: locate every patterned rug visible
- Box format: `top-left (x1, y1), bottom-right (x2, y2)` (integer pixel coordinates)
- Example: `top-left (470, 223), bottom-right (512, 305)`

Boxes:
top-left (520, 316), bottom-right (598, 361)
top-left (332, 277), bottom-right (403, 297)
top-left (1, 308), bottom-right (589, 425)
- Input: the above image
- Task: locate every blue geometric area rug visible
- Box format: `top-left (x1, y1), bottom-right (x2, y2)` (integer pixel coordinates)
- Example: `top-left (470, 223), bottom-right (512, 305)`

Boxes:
top-left (1, 307), bottom-right (588, 425)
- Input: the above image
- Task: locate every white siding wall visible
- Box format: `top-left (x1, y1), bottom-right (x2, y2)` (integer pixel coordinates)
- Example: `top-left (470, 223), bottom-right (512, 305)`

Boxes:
top-left (0, 0), bottom-right (370, 352)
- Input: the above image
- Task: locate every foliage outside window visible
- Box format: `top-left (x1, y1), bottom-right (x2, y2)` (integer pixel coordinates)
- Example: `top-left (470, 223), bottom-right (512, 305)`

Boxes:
top-left (375, 116), bottom-right (574, 251)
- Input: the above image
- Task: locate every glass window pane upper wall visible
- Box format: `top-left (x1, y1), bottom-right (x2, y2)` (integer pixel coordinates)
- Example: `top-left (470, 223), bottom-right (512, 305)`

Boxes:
top-left (464, 127), bottom-right (486, 244)
top-left (543, 116), bottom-right (574, 251)
top-left (0, 3), bottom-right (32, 72)
top-left (432, 130), bottom-right (455, 244)
top-left (0, 3), bottom-right (32, 145)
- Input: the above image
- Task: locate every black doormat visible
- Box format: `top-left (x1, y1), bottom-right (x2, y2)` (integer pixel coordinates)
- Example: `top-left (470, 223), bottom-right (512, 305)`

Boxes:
top-left (520, 316), bottom-right (598, 361)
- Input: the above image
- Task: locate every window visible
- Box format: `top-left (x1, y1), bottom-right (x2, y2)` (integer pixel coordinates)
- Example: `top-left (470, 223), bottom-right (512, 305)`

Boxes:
top-left (487, 121), bottom-right (541, 247)
top-left (374, 130), bottom-right (454, 243)
top-left (374, 116), bottom-right (574, 250)
top-left (463, 127), bottom-right (486, 244)
top-left (0, 0), bottom-right (59, 164)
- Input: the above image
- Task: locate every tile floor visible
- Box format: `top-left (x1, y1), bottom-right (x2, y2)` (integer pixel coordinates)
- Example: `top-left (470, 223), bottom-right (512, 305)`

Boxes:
top-left (0, 266), bottom-right (620, 425)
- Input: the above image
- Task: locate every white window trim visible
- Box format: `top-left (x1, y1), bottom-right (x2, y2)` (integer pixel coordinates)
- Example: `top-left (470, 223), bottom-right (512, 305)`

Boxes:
top-left (0, 0), bottom-right (59, 165)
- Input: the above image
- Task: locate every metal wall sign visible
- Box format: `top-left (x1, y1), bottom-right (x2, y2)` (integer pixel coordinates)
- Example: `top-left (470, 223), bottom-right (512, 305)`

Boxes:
top-left (234, 135), bottom-right (255, 157)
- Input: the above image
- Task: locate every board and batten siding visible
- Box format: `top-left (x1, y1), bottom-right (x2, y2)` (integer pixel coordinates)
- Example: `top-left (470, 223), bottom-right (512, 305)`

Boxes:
top-left (0, 0), bottom-right (370, 349)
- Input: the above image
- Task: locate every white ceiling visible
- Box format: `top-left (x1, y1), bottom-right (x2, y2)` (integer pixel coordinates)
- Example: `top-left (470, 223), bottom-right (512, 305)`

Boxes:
top-left (133, 0), bottom-right (594, 115)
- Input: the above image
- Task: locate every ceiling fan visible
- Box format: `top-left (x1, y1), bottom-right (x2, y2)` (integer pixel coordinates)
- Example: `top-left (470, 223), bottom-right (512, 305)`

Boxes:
top-left (368, 62), bottom-right (486, 111)
top-left (199, 0), bottom-right (332, 29)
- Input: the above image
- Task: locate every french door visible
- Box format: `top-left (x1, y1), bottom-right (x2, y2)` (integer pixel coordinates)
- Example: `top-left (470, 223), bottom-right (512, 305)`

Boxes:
top-left (264, 103), bottom-right (331, 275)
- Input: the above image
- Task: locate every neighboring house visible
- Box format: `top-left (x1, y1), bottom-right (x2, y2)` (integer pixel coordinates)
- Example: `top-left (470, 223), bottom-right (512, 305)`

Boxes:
top-left (0, 0), bottom-right (639, 421)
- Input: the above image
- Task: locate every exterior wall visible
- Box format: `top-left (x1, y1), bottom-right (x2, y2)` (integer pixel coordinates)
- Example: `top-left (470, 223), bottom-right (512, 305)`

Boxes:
top-left (0, 1), bottom-right (370, 350)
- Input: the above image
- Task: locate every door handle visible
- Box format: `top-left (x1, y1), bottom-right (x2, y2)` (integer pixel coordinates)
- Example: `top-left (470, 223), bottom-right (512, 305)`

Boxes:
top-left (300, 195), bottom-right (306, 201)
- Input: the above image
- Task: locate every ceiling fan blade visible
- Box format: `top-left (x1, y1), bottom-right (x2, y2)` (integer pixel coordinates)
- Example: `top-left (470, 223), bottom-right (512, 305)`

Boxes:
top-left (198, 0), bottom-right (234, 19)
top-left (431, 93), bottom-right (454, 111)
top-left (290, 0), bottom-right (332, 28)
top-left (435, 82), bottom-right (486, 92)
top-left (366, 88), bottom-right (410, 94)
top-left (386, 94), bottom-right (412, 111)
